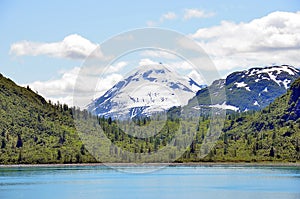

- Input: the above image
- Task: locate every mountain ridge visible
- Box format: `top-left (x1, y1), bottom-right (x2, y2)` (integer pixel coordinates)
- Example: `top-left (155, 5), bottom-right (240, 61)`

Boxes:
top-left (0, 68), bottom-right (299, 164)
top-left (188, 65), bottom-right (300, 113)
top-left (89, 64), bottom-right (205, 119)
top-left (178, 76), bottom-right (300, 162)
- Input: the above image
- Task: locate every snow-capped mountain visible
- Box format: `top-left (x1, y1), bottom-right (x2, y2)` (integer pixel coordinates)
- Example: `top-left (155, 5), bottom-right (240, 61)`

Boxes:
top-left (89, 64), bottom-right (205, 118)
top-left (188, 65), bottom-right (300, 112)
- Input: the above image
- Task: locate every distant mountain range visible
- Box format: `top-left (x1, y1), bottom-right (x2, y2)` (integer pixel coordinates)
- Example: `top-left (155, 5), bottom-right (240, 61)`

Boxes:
top-left (88, 64), bottom-right (206, 119)
top-left (188, 65), bottom-right (300, 113)
top-left (90, 64), bottom-right (300, 118)
top-left (203, 76), bottom-right (300, 162)
top-left (0, 68), bottom-right (299, 164)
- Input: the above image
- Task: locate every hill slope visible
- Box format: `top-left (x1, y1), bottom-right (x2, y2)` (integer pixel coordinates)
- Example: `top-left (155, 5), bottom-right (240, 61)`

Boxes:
top-left (0, 74), bottom-right (95, 164)
top-left (187, 77), bottom-right (300, 162)
top-left (0, 73), bottom-right (299, 164)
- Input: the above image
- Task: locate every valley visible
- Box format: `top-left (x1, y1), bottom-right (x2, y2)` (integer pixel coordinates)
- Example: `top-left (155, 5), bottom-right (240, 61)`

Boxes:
top-left (0, 65), bottom-right (300, 164)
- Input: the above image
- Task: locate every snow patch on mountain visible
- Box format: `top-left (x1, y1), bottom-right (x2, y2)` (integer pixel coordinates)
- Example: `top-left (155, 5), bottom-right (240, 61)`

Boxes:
top-left (235, 82), bottom-right (247, 88)
top-left (262, 87), bottom-right (268, 92)
top-left (245, 86), bottom-right (251, 91)
top-left (191, 65), bottom-right (300, 114)
top-left (193, 102), bottom-right (239, 111)
top-left (246, 65), bottom-right (299, 88)
top-left (234, 82), bottom-right (251, 91)
top-left (209, 102), bottom-right (239, 111)
top-left (89, 64), bottom-right (205, 118)
top-left (253, 101), bottom-right (260, 106)
top-left (257, 65), bottom-right (296, 76)
top-left (282, 79), bottom-right (291, 89)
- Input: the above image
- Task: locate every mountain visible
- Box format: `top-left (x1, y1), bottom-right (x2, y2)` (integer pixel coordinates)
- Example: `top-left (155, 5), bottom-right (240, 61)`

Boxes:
top-left (175, 77), bottom-right (300, 162)
top-left (89, 76), bottom-right (300, 163)
top-left (188, 65), bottom-right (300, 112)
top-left (0, 73), bottom-right (95, 164)
top-left (0, 72), bottom-right (299, 164)
top-left (285, 77), bottom-right (300, 120)
top-left (89, 64), bottom-right (205, 119)
top-left (204, 77), bottom-right (300, 162)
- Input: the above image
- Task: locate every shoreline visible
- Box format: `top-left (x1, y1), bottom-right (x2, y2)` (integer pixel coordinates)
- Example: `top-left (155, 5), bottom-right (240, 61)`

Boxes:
top-left (1, 162), bottom-right (300, 168)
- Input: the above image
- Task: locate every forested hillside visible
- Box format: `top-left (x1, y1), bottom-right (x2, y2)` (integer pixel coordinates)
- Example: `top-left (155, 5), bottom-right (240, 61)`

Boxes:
top-left (190, 77), bottom-right (300, 162)
top-left (0, 73), bottom-right (299, 164)
top-left (0, 74), bottom-right (95, 164)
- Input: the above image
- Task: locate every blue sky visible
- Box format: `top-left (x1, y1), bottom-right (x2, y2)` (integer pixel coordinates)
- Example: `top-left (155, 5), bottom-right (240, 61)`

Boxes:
top-left (1, 0), bottom-right (300, 105)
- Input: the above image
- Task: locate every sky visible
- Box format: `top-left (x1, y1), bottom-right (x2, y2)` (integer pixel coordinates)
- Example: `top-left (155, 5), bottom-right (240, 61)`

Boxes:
top-left (1, 0), bottom-right (300, 106)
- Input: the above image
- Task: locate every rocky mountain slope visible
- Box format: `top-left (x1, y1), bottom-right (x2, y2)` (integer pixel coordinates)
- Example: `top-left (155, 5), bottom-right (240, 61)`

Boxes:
top-left (0, 73), bottom-right (299, 164)
top-left (89, 64), bottom-right (205, 119)
top-left (188, 65), bottom-right (300, 112)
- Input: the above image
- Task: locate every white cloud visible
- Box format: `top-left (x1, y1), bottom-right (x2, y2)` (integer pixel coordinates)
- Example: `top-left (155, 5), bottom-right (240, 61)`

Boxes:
top-left (138, 57), bottom-right (195, 72)
top-left (147, 9), bottom-right (214, 26)
top-left (147, 11), bottom-right (177, 27)
top-left (139, 58), bottom-right (158, 66)
top-left (94, 73), bottom-right (123, 98)
top-left (192, 11), bottom-right (300, 71)
top-left (160, 12), bottom-right (177, 22)
top-left (25, 67), bottom-right (80, 106)
top-left (183, 9), bottom-right (215, 20)
top-left (186, 70), bottom-right (206, 85)
top-left (140, 50), bottom-right (178, 59)
top-left (146, 20), bottom-right (157, 27)
top-left (25, 66), bottom-right (123, 107)
top-left (167, 61), bottom-right (194, 71)
top-left (10, 34), bottom-right (102, 60)
top-left (106, 61), bottom-right (128, 73)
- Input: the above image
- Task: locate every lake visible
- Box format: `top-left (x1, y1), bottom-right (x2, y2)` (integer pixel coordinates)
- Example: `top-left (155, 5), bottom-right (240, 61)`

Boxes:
top-left (0, 165), bottom-right (300, 199)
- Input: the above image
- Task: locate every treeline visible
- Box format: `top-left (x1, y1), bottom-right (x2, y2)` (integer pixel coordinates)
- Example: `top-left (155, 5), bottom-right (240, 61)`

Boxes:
top-left (0, 73), bottom-right (299, 164)
top-left (0, 75), bottom-right (96, 164)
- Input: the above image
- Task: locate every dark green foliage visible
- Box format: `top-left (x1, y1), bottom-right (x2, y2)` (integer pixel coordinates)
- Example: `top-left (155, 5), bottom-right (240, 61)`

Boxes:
top-left (1, 139), bottom-right (6, 149)
top-left (269, 147), bottom-right (275, 157)
top-left (16, 134), bottom-right (23, 148)
top-left (195, 77), bottom-right (300, 162)
top-left (0, 73), bottom-right (300, 164)
top-left (0, 74), bottom-right (96, 164)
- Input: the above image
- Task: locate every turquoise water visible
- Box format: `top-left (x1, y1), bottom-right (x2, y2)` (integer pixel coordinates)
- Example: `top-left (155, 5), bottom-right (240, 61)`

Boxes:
top-left (0, 165), bottom-right (300, 199)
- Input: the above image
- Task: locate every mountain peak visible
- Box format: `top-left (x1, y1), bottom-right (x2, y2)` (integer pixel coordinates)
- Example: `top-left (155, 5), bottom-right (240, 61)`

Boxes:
top-left (137, 63), bottom-right (172, 73)
top-left (188, 65), bottom-right (300, 113)
top-left (89, 65), bottom-right (204, 118)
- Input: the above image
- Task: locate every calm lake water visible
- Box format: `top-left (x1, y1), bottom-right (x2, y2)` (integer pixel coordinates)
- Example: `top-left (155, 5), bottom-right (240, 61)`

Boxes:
top-left (0, 165), bottom-right (300, 199)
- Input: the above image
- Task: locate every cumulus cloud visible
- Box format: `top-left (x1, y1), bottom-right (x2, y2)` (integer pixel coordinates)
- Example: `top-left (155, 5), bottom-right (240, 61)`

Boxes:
top-left (138, 56), bottom-right (195, 72)
top-left (146, 20), bottom-right (157, 27)
top-left (139, 58), bottom-right (158, 66)
top-left (147, 9), bottom-right (214, 26)
top-left (10, 34), bottom-right (102, 60)
top-left (192, 11), bottom-right (300, 70)
top-left (160, 12), bottom-right (177, 22)
top-left (25, 58), bottom-right (201, 107)
top-left (140, 50), bottom-right (178, 59)
top-left (168, 61), bottom-right (194, 71)
top-left (186, 70), bottom-right (206, 86)
top-left (26, 66), bottom-right (123, 107)
top-left (25, 67), bottom-right (80, 106)
top-left (94, 73), bottom-right (123, 98)
top-left (106, 61), bottom-right (128, 73)
top-left (147, 11), bottom-right (179, 27)
top-left (183, 9), bottom-right (215, 20)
